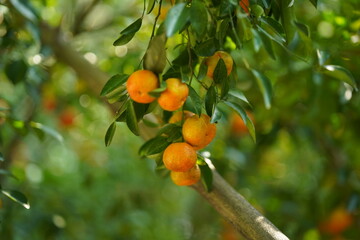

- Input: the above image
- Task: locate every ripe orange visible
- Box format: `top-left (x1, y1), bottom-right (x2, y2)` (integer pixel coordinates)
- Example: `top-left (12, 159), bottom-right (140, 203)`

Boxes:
top-left (163, 142), bottom-right (197, 172)
top-left (158, 78), bottom-right (189, 111)
top-left (126, 70), bottom-right (159, 103)
top-left (170, 164), bottom-right (201, 186)
top-left (182, 114), bottom-right (217, 150)
top-left (205, 51), bottom-right (233, 79)
top-left (168, 110), bottom-right (195, 123)
top-left (319, 207), bottom-right (353, 235)
top-left (239, 0), bottom-right (250, 14)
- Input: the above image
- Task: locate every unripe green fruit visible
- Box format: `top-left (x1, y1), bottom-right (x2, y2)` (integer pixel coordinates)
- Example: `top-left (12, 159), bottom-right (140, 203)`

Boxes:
top-left (251, 4), bottom-right (264, 18)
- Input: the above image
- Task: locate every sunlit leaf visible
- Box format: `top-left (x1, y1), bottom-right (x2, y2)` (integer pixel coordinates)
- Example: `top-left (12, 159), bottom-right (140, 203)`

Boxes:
top-left (223, 101), bottom-right (256, 142)
top-left (316, 50), bottom-right (330, 66)
top-left (164, 3), bottom-right (190, 37)
top-left (205, 85), bottom-right (217, 117)
top-left (1, 190), bottom-right (30, 209)
top-left (200, 163), bottom-right (213, 192)
top-left (29, 122), bottom-right (64, 142)
top-left (228, 89), bottom-right (252, 107)
top-left (251, 69), bottom-right (273, 109)
top-left (183, 85), bottom-right (203, 116)
top-left (321, 65), bottom-right (358, 91)
top-left (147, 0), bottom-right (156, 14)
top-left (105, 122), bottom-right (116, 147)
top-left (126, 100), bottom-right (140, 136)
top-left (100, 74), bottom-right (129, 96)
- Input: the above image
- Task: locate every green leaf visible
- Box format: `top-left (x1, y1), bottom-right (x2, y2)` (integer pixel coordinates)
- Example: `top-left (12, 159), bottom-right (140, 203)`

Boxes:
top-left (113, 33), bottom-right (136, 46)
top-left (190, 1), bottom-right (208, 38)
top-left (217, 18), bottom-right (230, 44)
top-left (5, 59), bottom-right (28, 84)
top-left (223, 101), bottom-right (256, 142)
top-left (256, 29), bottom-right (276, 60)
top-left (183, 85), bottom-right (203, 116)
top-left (260, 17), bottom-right (285, 36)
top-left (258, 18), bottom-right (286, 45)
top-left (228, 89), bottom-right (252, 107)
top-left (9, 0), bottom-right (39, 23)
top-left (1, 190), bottom-right (30, 209)
top-left (194, 38), bottom-right (217, 57)
top-left (0, 169), bottom-right (18, 179)
top-left (316, 50), bottom-right (330, 66)
top-left (205, 85), bottom-right (217, 117)
top-left (197, 61), bottom-right (208, 81)
top-left (139, 136), bottom-right (171, 157)
top-left (210, 106), bottom-right (222, 123)
top-left (220, 77), bottom-right (230, 99)
top-left (164, 3), bottom-right (190, 37)
top-left (105, 122), bottom-right (117, 147)
top-left (126, 100), bottom-right (140, 136)
top-left (321, 65), bottom-right (358, 91)
top-left (0, 152), bottom-right (3, 162)
top-left (120, 18), bottom-right (142, 35)
top-left (309, 0), bottom-right (317, 8)
top-left (147, 0), bottom-right (156, 14)
top-left (143, 34), bottom-right (167, 74)
top-left (200, 163), bottom-right (213, 192)
top-left (29, 122), bottom-right (63, 142)
top-left (213, 58), bottom-right (228, 84)
top-left (149, 86), bottom-right (167, 98)
top-left (251, 69), bottom-right (273, 109)
top-left (100, 74), bottom-right (129, 96)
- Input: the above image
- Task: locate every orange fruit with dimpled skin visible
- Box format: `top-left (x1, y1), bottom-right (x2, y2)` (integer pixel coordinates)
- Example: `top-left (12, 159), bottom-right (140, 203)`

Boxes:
top-left (126, 70), bottom-right (159, 103)
top-left (170, 164), bottom-right (201, 186)
top-left (163, 142), bottom-right (197, 172)
top-left (158, 78), bottom-right (189, 111)
top-left (205, 51), bottom-right (234, 79)
top-left (169, 110), bottom-right (195, 123)
top-left (182, 114), bottom-right (217, 150)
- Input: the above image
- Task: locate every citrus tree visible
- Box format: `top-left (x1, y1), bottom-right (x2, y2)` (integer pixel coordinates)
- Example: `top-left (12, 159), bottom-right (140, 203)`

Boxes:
top-left (1, 0), bottom-right (359, 239)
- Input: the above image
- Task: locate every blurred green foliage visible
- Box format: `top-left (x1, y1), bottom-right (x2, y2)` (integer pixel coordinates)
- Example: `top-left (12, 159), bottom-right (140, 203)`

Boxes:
top-left (0, 0), bottom-right (359, 239)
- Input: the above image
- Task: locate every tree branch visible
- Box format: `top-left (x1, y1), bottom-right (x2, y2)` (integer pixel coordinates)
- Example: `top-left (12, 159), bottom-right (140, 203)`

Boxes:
top-left (37, 16), bottom-right (289, 240)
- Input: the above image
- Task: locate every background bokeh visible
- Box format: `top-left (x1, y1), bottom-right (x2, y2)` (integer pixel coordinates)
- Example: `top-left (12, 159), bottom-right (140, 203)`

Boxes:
top-left (0, 0), bottom-right (359, 239)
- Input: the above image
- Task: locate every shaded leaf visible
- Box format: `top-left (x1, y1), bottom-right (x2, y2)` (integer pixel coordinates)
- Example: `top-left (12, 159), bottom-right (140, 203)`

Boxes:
top-left (0, 152), bottom-right (3, 162)
top-left (139, 136), bottom-right (171, 157)
top-left (157, 123), bottom-right (181, 136)
top-left (223, 101), bottom-right (256, 142)
top-left (0, 169), bottom-right (17, 179)
top-left (195, 38), bottom-right (217, 57)
top-left (200, 163), bottom-right (213, 192)
top-left (9, 0), bottom-right (39, 22)
top-left (126, 100), bottom-right (140, 136)
top-left (258, 18), bottom-right (286, 45)
top-left (105, 122), bottom-right (116, 147)
top-left (220, 77), bottom-right (230, 99)
top-left (143, 34), bottom-right (167, 74)
top-left (100, 74), bottom-right (129, 96)
top-left (5, 59), bottom-right (28, 84)
top-left (1, 190), bottom-right (30, 209)
top-left (213, 58), bottom-right (228, 84)
top-left (210, 106), bottom-right (222, 123)
top-left (183, 85), bottom-right (203, 116)
top-left (205, 85), bottom-right (217, 117)
top-left (309, 0), bottom-right (317, 8)
top-left (321, 65), bottom-right (358, 91)
top-left (113, 33), bottom-right (136, 46)
top-left (197, 61), bottom-right (208, 81)
top-left (251, 69), bottom-right (273, 109)
top-left (316, 50), bottom-right (330, 66)
top-left (120, 18), bottom-right (142, 35)
top-left (256, 29), bottom-right (276, 60)
top-left (190, 1), bottom-right (208, 38)
top-left (164, 3), bottom-right (190, 37)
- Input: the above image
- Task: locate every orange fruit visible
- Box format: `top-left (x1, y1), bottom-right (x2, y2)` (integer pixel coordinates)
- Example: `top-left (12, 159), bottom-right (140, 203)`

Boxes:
top-left (170, 164), bottom-right (201, 186)
top-left (163, 142), bottom-right (197, 172)
top-left (158, 78), bottom-right (189, 111)
top-left (205, 51), bottom-right (233, 79)
top-left (168, 110), bottom-right (195, 123)
top-left (319, 207), bottom-right (353, 235)
top-left (126, 70), bottom-right (159, 103)
top-left (182, 114), bottom-right (217, 150)
top-left (239, 0), bottom-right (250, 14)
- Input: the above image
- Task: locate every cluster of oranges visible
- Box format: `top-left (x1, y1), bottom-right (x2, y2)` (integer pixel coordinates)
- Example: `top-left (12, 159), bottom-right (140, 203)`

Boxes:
top-left (125, 51), bottom-right (234, 186)
top-left (126, 70), bottom-right (188, 111)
